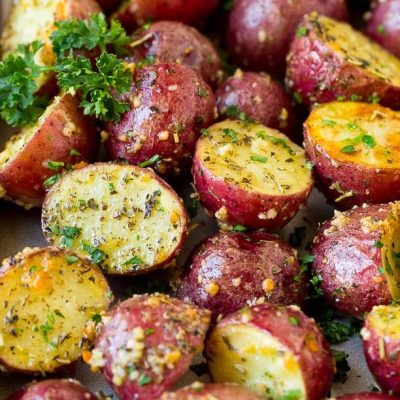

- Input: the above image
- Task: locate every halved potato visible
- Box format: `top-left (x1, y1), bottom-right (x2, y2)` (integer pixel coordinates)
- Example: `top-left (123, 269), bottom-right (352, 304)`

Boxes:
top-left (205, 304), bottom-right (334, 400)
top-left (304, 101), bottom-right (400, 208)
top-left (193, 120), bottom-right (313, 230)
top-left (286, 13), bottom-right (400, 109)
top-left (0, 247), bottom-right (110, 375)
top-left (0, 93), bottom-right (99, 208)
top-left (42, 163), bottom-right (188, 275)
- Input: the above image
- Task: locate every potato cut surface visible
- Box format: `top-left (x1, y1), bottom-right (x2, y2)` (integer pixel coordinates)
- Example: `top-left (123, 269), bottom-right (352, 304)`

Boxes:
top-left (207, 323), bottom-right (305, 399)
top-left (363, 305), bottom-right (400, 339)
top-left (42, 163), bottom-right (187, 274)
top-left (306, 102), bottom-right (400, 168)
top-left (306, 14), bottom-right (400, 86)
top-left (197, 120), bottom-right (311, 196)
top-left (0, 247), bottom-right (110, 373)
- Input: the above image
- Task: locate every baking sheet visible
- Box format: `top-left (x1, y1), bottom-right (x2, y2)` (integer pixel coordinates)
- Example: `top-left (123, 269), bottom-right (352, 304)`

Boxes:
top-left (0, 1), bottom-right (377, 398)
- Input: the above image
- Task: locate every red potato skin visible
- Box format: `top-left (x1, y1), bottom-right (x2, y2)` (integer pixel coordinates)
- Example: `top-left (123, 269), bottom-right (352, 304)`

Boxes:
top-left (161, 383), bottom-right (264, 399)
top-left (177, 232), bottom-right (307, 321)
top-left (61, 0), bottom-right (102, 19)
top-left (107, 63), bottom-right (215, 176)
top-left (192, 150), bottom-right (313, 230)
top-left (304, 124), bottom-right (400, 210)
top-left (128, 21), bottom-right (222, 87)
top-left (286, 15), bottom-right (400, 109)
top-left (226, 0), bottom-right (348, 77)
top-left (216, 71), bottom-right (298, 137)
top-left (336, 393), bottom-right (399, 400)
top-left (312, 204), bottom-right (393, 319)
top-left (206, 304), bottom-right (334, 400)
top-left (0, 94), bottom-right (99, 207)
top-left (6, 379), bottom-right (97, 400)
top-left (94, 295), bottom-right (211, 400)
top-left (366, 0), bottom-right (400, 58)
top-left (113, 0), bottom-right (220, 32)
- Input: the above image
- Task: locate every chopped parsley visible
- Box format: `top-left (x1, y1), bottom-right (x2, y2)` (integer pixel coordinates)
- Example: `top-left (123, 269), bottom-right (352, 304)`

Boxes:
top-left (250, 154), bottom-right (268, 163)
top-left (138, 154), bottom-right (161, 168)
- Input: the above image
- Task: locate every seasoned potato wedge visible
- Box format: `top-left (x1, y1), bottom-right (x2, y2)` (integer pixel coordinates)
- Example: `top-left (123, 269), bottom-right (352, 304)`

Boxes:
top-left (312, 203), bottom-right (400, 318)
top-left (161, 382), bottom-right (263, 400)
top-left (6, 379), bottom-right (97, 400)
top-left (362, 305), bottom-right (400, 395)
top-left (193, 120), bottom-right (313, 230)
top-left (42, 163), bottom-right (188, 275)
top-left (89, 294), bottom-right (211, 400)
top-left (286, 13), bottom-right (400, 109)
top-left (304, 101), bottom-right (400, 208)
top-left (0, 93), bottom-right (99, 208)
top-left (205, 304), bottom-right (334, 400)
top-left (0, 247), bottom-right (110, 375)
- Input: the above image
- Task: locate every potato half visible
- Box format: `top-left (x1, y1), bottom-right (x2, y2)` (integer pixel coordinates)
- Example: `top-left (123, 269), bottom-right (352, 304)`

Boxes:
top-left (42, 163), bottom-right (188, 275)
top-left (193, 120), bottom-right (313, 230)
top-left (286, 13), bottom-right (400, 109)
top-left (304, 101), bottom-right (400, 208)
top-left (0, 247), bottom-right (110, 375)
top-left (205, 304), bottom-right (334, 400)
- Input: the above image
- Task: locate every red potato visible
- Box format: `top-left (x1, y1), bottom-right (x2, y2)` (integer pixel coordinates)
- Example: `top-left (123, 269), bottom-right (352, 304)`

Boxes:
top-left (226, 0), bottom-right (348, 77)
top-left (107, 63), bottom-right (215, 176)
top-left (113, 0), bottom-right (220, 32)
top-left (286, 13), bottom-right (400, 109)
top-left (128, 21), bottom-right (222, 87)
top-left (311, 203), bottom-right (400, 319)
top-left (89, 293), bottom-right (211, 400)
top-left (6, 379), bottom-right (97, 400)
top-left (42, 163), bottom-right (188, 275)
top-left (362, 305), bottom-right (400, 395)
top-left (161, 382), bottom-right (263, 400)
top-left (335, 394), bottom-right (399, 400)
top-left (0, 93), bottom-right (99, 208)
top-left (193, 120), bottom-right (313, 230)
top-left (366, 0), bottom-right (400, 59)
top-left (216, 70), bottom-right (298, 137)
top-left (304, 101), bottom-right (400, 209)
top-left (177, 231), bottom-right (307, 321)
top-left (205, 303), bottom-right (334, 400)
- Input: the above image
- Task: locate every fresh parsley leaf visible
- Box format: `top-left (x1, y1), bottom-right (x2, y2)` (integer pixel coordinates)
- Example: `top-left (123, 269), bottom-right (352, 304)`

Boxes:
top-left (65, 255), bottom-right (79, 264)
top-left (138, 154), bottom-right (161, 168)
top-left (43, 174), bottom-right (61, 188)
top-left (250, 154), bottom-right (268, 163)
top-left (92, 314), bottom-right (102, 324)
top-left (296, 26), bottom-right (308, 38)
top-left (362, 134), bottom-right (376, 148)
top-left (137, 375), bottom-right (152, 386)
top-left (47, 160), bottom-right (65, 170)
top-left (341, 144), bottom-right (356, 154)
top-left (81, 241), bottom-right (106, 265)
top-left (222, 127), bottom-right (239, 142)
top-left (123, 256), bottom-right (144, 266)
top-left (233, 224), bottom-right (247, 232)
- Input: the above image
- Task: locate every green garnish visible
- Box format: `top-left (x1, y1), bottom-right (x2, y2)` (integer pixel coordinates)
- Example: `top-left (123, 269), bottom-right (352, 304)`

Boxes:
top-left (81, 241), bottom-right (106, 265)
top-left (137, 375), bottom-right (152, 386)
top-left (123, 256), bottom-right (144, 266)
top-left (197, 86), bottom-right (208, 97)
top-left (362, 134), bottom-right (376, 148)
top-left (92, 314), bottom-right (102, 324)
top-left (222, 128), bottom-right (239, 143)
top-left (232, 224), bottom-right (247, 232)
top-left (340, 145), bottom-right (356, 154)
top-left (139, 154), bottom-right (161, 168)
top-left (69, 148), bottom-right (81, 156)
top-left (296, 26), bottom-right (308, 38)
top-left (43, 174), bottom-right (61, 188)
top-left (65, 255), bottom-right (79, 264)
top-left (250, 155), bottom-right (268, 163)
top-left (47, 160), bottom-right (65, 171)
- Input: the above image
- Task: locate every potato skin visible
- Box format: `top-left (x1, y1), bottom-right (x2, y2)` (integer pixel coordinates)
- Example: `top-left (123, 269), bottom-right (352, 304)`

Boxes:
top-left (0, 94), bottom-right (99, 208)
top-left (129, 21), bottom-right (222, 87)
top-left (6, 379), bottom-right (97, 400)
top-left (161, 383), bottom-right (263, 399)
top-left (177, 232), bottom-right (307, 321)
top-left (114, 0), bottom-right (220, 32)
top-left (216, 71), bottom-right (297, 137)
top-left (107, 63), bottom-right (215, 176)
top-left (92, 294), bottom-right (211, 400)
top-left (366, 0), bottom-right (400, 58)
top-left (311, 205), bottom-right (394, 319)
top-left (335, 393), bottom-right (399, 400)
top-left (226, 0), bottom-right (348, 77)
top-left (286, 14), bottom-right (400, 109)
top-left (206, 304), bottom-right (334, 400)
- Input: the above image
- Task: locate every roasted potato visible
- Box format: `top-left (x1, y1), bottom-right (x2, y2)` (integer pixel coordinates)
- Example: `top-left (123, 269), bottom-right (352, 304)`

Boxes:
top-left (161, 382), bottom-right (263, 400)
top-left (312, 203), bottom-right (400, 319)
top-left (286, 13), bottom-right (400, 109)
top-left (205, 303), bottom-right (334, 400)
top-left (0, 93), bottom-right (99, 208)
top-left (113, 0), bottom-right (220, 32)
top-left (334, 393), bottom-right (399, 400)
top-left (226, 0), bottom-right (348, 77)
top-left (304, 101), bottom-right (400, 209)
top-left (177, 231), bottom-right (307, 321)
top-left (42, 162), bottom-right (188, 275)
top-left (362, 305), bottom-right (400, 395)
top-left (88, 293), bottom-right (211, 400)
top-left (0, 0), bottom-right (101, 93)
top-left (0, 247), bottom-right (110, 375)
top-left (216, 70), bottom-right (298, 137)
top-left (6, 379), bottom-right (97, 400)
top-left (193, 120), bottom-right (313, 230)
top-left (366, 0), bottom-right (400, 59)
top-left (128, 21), bottom-right (222, 87)
top-left (107, 63), bottom-right (215, 176)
